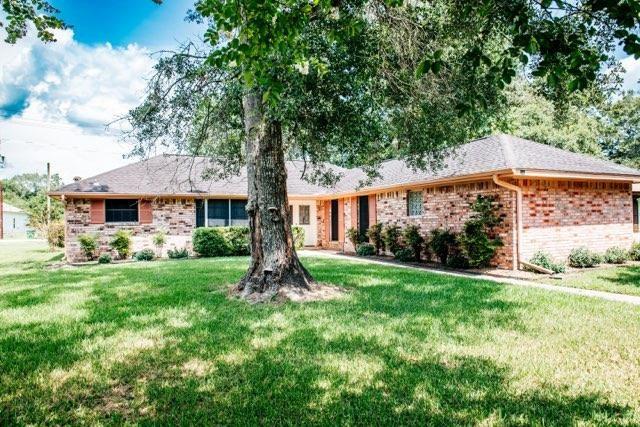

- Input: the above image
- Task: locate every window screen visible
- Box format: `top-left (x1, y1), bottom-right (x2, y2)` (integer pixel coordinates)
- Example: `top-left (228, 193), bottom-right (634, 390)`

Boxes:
top-left (105, 199), bottom-right (138, 223)
top-left (230, 199), bottom-right (248, 226)
top-left (207, 199), bottom-right (229, 227)
top-left (407, 191), bottom-right (423, 216)
top-left (298, 205), bottom-right (310, 225)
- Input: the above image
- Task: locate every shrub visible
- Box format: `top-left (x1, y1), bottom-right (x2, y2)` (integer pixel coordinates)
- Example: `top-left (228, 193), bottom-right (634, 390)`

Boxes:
top-left (292, 226), bottom-right (305, 250)
top-left (382, 224), bottom-right (403, 255)
top-left (447, 250), bottom-right (470, 269)
top-left (168, 247), bottom-right (189, 259)
top-left (134, 248), bottom-right (155, 261)
top-left (346, 227), bottom-right (362, 250)
top-left (403, 225), bottom-right (424, 261)
top-left (458, 195), bottom-right (503, 268)
top-left (193, 227), bottom-right (231, 257)
top-left (568, 247), bottom-right (601, 268)
top-left (429, 228), bottom-right (458, 265)
top-left (529, 251), bottom-right (566, 274)
top-left (394, 247), bottom-right (414, 262)
top-left (367, 223), bottom-right (385, 255)
top-left (109, 230), bottom-right (132, 259)
top-left (77, 234), bottom-right (98, 260)
top-left (603, 246), bottom-right (628, 264)
top-left (45, 220), bottom-right (65, 249)
top-left (356, 243), bottom-right (375, 256)
top-left (629, 242), bottom-right (640, 261)
top-left (98, 253), bottom-right (112, 264)
top-left (153, 231), bottom-right (167, 255)
top-left (221, 226), bottom-right (250, 255)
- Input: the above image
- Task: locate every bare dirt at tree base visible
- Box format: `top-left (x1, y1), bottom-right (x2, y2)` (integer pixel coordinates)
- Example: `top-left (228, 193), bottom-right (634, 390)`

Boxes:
top-left (229, 283), bottom-right (347, 304)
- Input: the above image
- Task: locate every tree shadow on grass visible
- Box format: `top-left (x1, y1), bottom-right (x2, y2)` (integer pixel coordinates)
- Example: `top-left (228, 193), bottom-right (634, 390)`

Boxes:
top-left (605, 266), bottom-right (640, 289)
top-left (132, 330), bottom-right (634, 425)
top-left (0, 257), bottom-right (635, 424)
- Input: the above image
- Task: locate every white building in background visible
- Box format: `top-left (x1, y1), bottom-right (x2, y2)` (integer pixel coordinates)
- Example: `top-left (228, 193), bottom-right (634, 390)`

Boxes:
top-left (2, 203), bottom-right (30, 239)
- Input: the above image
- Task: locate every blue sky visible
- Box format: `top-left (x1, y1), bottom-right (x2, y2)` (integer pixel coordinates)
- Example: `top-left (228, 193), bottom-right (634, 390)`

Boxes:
top-left (53, 0), bottom-right (201, 48)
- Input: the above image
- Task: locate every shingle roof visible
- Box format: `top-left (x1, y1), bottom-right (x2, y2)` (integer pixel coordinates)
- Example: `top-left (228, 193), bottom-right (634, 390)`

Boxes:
top-left (357, 134), bottom-right (640, 191)
top-left (55, 155), bottom-right (356, 196)
top-left (53, 134), bottom-right (640, 197)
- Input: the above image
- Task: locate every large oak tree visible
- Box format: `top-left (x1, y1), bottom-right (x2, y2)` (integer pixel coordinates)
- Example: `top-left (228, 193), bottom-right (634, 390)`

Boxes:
top-left (4, 0), bottom-right (640, 301)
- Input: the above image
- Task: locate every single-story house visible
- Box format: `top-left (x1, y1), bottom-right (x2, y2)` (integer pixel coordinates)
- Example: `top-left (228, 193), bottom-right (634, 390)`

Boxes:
top-left (50, 134), bottom-right (640, 268)
top-left (1, 202), bottom-right (30, 239)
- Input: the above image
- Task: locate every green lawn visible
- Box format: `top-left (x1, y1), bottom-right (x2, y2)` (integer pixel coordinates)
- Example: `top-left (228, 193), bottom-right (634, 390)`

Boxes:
top-left (1, 242), bottom-right (640, 425)
top-left (538, 265), bottom-right (640, 297)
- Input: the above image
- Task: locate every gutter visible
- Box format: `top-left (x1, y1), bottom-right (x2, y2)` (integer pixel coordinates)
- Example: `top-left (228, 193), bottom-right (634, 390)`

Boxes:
top-left (492, 174), bottom-right (522, 271)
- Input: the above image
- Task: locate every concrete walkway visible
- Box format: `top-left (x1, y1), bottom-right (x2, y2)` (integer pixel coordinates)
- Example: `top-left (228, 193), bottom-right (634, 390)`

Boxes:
top-left (299, 250), bottom-right (640, 306)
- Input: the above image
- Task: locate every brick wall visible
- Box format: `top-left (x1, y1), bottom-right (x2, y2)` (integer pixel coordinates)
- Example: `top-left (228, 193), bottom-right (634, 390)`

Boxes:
top-left (318, 181), bottom-right (516, 268)
top-left (64, 197), bottom-right (196, 262)
top-left (518, 179), bottom-right (635, 261)
top-left (377, 182), bottom-right (516, 268)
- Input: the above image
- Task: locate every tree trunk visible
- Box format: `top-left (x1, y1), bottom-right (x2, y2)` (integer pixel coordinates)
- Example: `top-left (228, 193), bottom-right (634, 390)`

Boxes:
top-left (233, 90), bottom-right (314, 301)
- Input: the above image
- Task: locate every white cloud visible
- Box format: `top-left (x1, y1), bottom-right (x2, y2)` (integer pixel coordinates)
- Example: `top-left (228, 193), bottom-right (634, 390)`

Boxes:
top-left (620, 55), bottom-right (640, 92)
top-left (0, 29), bottom-right (156, 181)
top-left (0, 28), bottom-right (154, 128)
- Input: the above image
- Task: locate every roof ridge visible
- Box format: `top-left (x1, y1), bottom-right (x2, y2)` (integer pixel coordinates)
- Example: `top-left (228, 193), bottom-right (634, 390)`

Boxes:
top-left (497, 134), bottom-right (516, 169)
top-left (506, 134), bottom-right (640, 174)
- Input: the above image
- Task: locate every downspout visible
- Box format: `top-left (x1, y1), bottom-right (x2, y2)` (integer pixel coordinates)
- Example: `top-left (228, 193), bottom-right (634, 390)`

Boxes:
top-left (492, 174), bottom-right (522, 270)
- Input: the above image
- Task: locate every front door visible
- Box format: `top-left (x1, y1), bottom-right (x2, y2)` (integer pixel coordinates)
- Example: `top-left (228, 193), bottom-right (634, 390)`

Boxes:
top-left (331, 199), bottom-right (339, 241)
top-left (358, 195), bottom-right (369, 239)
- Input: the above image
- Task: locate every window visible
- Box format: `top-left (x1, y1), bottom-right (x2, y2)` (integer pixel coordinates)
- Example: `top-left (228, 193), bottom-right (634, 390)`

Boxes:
top-left (407, 191), bottom-right (423, 217)
top-left (205, 199), bottom-right (249, 227)
top-left (299, 205), bottom-right (310, 225)
top-left (105, 199), bottom-right (138, 223)
top-left (230, 199), bottom-right (248, 226)
top-left (195, 200), bottom-right (205, 228)
top-left (634, 195), bottom-right (639, 233)
top-left (207, 199), bottom-right (229, 227)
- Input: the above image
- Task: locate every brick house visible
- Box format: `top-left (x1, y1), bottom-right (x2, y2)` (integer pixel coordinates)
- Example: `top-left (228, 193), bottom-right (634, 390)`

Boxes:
top-left (51, 134), bottom-right (640, 269)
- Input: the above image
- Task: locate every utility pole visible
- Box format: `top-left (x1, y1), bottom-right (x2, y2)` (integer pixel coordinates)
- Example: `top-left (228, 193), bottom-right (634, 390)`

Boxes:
top-left (0, 138), bottom-right (4, 240)
top-left (46, 162), bottom-right (51, 227)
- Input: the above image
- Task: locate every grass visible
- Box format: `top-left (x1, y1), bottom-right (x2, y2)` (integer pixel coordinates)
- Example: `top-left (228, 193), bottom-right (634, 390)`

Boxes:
top-left (538, 265), bottom-right (640, 297)
top-left (1, 241), bottom-right (639, 425)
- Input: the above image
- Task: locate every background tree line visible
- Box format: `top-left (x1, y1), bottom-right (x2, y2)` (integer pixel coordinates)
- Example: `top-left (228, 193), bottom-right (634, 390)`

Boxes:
top-left (2, 173), bottom-right (64, 231)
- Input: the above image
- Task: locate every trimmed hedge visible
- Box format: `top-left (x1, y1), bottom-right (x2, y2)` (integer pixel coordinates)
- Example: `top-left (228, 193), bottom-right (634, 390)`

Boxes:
top-left (394, 247), bottom-right (414, 262)
top-left (529, 251), bottom-right (566, 274)
top-left (223, 227), bottom-right (251, 256)
top-left (629, 242), bottom-right (640, 261)
top-left (603, 246), bottom-right (628, 264)
top-left (568, 247), bottom-right (601, 268)
top-left (193, 228), bottom-right (232, 257)
top-left (193, 226), bottom-right (305, 257)
top-left (98, 253), bottom-right (112, 264)
top-left (168, 247), bottom-right (189, 259)
top-left (134, 249), bottom-right (155, 261)
top-left (356, 243), bottom-right (375, 256)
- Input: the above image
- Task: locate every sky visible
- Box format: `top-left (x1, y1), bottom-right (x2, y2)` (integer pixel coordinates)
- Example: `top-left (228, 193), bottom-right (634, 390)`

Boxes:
top-left (1, 3), bottom-right (640, 182)
top-left (0, 0), bottom-right (202, 181)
